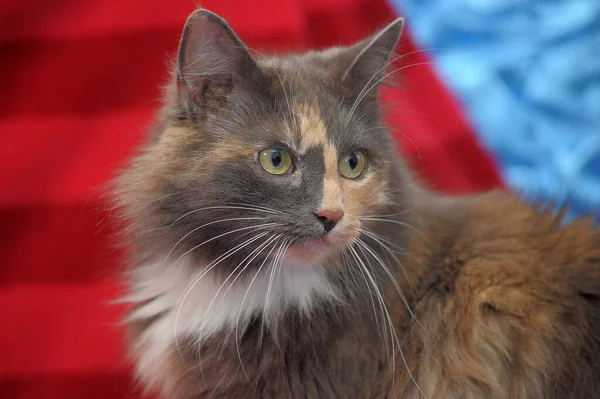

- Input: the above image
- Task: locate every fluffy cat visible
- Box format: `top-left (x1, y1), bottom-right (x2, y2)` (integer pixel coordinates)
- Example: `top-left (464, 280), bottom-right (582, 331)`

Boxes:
top-left (116, 9), bottom-right (600, 399)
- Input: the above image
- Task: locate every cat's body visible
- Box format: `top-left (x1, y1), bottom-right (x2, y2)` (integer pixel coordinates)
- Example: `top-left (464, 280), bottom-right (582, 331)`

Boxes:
top-left (117, 9), bottom-right (600, 399)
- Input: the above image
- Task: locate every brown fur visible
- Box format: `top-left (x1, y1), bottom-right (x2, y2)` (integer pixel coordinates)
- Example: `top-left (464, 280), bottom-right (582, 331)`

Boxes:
top-left (388, 191), bottom-right (600, 398)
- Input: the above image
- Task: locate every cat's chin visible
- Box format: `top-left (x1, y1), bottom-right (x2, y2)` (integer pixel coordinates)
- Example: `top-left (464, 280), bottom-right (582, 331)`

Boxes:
top-left (284, 236), bottom-right (344, 265)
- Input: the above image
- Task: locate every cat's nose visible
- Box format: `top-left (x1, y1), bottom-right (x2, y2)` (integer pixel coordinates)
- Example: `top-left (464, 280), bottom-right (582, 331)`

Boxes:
top-left (314, 209), bottom-right (344, 233)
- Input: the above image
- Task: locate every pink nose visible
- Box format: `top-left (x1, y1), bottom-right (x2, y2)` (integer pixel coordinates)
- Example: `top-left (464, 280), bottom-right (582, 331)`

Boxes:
top-left (315, 209), bottom-right (344, 222)
top-left (314, 209), bottom-right (344, 233)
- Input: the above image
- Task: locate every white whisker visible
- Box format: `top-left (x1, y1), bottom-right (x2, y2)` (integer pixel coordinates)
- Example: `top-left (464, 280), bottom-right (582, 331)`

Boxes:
top-left (235, 238), bottom-right (285, 380)
top-left (258, 238), bottom-right (289, 346)
top-left (226, 202), bottom-right (288, 215)
top-left (352, 245), bottom-right (396, 367)
top-left (346, 48), bottom-right (446, 122)
top-left (356, 238), bottom-right (426, 332)
top-left (171, 228), bottom-right (275, 360)
top-left (359, 217), bottom-right (427, 241)
top-left (238, 237), bottom-right (281, 363)
top-left (171, 223), bottom-right (281, 267)
top-left (347, 61), bottom-right (436, 123)
top-left (262, 238), bottom-right (286, 328)
top-left (346, 247), bottom-right (389, 360)
top-left (160, 217), bottom-right (267, 267)
top-left (360, 228), bottom-right (408, 255)
top-left (197, 233), bottom-right (279, 380)
top-left (359, 228), bottom-right (414, 296)
top-left (170, 205), bottom-right (280, 227)
top-left (349, 246), bottom-right (426, 397)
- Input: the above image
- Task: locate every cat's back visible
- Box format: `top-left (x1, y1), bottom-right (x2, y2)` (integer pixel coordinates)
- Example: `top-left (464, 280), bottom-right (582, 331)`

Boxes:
top-left (396, 191), bottom-right (600, 398)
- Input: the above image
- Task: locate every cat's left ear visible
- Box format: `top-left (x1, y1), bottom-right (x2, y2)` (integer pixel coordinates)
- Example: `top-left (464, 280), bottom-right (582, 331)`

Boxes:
top-left (334, 18), bottom-right (404, 104)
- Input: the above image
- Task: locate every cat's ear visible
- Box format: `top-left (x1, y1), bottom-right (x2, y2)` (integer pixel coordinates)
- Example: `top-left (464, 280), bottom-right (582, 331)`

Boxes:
top-left (335, 18), bottom-right (404, 104)
top-left (176, 9), bottom-right (264, 118)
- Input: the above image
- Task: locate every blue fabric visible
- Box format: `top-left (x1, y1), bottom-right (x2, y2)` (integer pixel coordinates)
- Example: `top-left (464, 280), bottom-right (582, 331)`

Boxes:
top-left (389, 0), bottom-right (600, 221)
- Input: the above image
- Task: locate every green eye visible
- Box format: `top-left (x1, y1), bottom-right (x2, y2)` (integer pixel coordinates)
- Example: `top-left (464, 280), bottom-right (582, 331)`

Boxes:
top-left (339, 151), bottom-right (367, 179)
top-left (259, 148), bottom-right (293, 175)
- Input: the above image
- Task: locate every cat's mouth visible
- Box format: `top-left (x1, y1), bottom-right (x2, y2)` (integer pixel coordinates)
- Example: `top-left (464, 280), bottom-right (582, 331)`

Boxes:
top-left (284, 234), bottom-right (343, 264)
top-left (302, 237), bottom-right (329, 247)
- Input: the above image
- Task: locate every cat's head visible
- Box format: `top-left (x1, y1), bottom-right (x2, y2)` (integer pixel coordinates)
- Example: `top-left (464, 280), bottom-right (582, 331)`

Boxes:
top-left (120, 9), bottom-right (408, 269)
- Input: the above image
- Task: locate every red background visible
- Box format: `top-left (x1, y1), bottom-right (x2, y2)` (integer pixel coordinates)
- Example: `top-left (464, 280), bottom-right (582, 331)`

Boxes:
top-left (0, 0), bottom-right (501, 397)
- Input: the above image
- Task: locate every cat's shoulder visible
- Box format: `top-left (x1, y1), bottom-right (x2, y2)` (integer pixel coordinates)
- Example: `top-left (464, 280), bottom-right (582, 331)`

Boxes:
top-left (460, 191), bottom-right (600, 293)
top-left (400, 190), bottom-right (600, 397)
top-left (422, 190), bottom-right (600, 316)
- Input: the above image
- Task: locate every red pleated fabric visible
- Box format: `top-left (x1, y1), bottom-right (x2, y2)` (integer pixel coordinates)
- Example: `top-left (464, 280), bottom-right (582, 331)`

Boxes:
top-left (0, 0), bottom-right (501, 397)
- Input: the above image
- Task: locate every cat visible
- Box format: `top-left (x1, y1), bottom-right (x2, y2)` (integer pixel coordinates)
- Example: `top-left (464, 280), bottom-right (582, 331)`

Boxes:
top-left (116, 8), bottom-right (600, 399)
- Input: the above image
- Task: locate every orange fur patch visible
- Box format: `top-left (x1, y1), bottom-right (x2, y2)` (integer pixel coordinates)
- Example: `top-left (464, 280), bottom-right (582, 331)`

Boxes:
top-left (295, 102), bottom-right (327, 152)
top-left (320, 141), bottom-right (343, 211)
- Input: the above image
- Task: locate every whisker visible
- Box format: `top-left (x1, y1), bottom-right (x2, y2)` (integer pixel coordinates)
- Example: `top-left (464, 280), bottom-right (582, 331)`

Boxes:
top-left (171, 227), bottom-right (276, 361)
top-left (201, 234), bottom-right (277, 331)
top-left (245, 46), bottom-right (295, 125)
top-left (356, 126), bottom-right (421, 159)
top-left (197, 233), bottom-right (279, 380)
top-left (360, 227), bottom-right (408, 256)
top-left (258, 241), bottom-right (285, 343)
top-left (380, 108), bottom-right (443, 124)
top-left (171, 223), bottom-right (281, 267)
top-left (235, 238), bottom-right (285, 379)
top-left (243, 238), bottom-right (281, 357)
top-left (347, 62), bottom-right (436, 123)
top-left (226, 202), bottom-right (288, 215)
top-left (340, 251), bottom-right (364, 297)
top-left (355, 208), bottom-right (414, 221)
top-left (358, 217), bottom-right (427, 241)
top-left (346, 47), bottom-right (448, 122)
top-left (358, 228), bottom-right (414, 295)
top-left (171, 205), bottom-right (280, 227)
top-left (348, 246), bottom-right (394, 375)
top-left (349, 246), bottom-right (426, 397)
top-left (262, 238), bottom-right (285, 328)
top-left (356, 238), bottom-right (425, 332)
top-left (259, 238), bottom-right (291, 345)
top-left (384, 127), bottom-right (421, 159)
top-left (369, 209), bottom-right (413, 219)
top-left (345, 247), bottom-right (389, 359)
top-left (160, 217), bottom-right (267, 267)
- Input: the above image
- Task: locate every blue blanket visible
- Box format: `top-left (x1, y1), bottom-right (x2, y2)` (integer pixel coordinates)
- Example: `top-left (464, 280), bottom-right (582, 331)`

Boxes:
top-left (389, 0), bottom-right (600, 221)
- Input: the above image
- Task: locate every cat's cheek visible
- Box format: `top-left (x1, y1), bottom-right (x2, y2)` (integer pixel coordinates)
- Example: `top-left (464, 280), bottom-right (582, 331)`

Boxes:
top-left (375, 189), bottom-right (392, 207)
top-left (342, 174), bottom-right (388, 219)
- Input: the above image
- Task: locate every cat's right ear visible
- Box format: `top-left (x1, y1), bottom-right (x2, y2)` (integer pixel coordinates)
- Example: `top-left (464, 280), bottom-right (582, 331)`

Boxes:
top-left (176, 9), bottom-right (264, 118)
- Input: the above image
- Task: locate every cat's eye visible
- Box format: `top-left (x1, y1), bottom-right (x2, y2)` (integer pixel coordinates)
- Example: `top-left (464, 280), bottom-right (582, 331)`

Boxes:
top-left (339, 151), bottom-right (367, 179)
top-left (259, 148), bottom-right (293, 175)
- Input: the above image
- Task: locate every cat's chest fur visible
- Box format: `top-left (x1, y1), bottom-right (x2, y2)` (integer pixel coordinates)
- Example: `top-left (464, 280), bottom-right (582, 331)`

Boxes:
top-left (126, 258), bottom-right (387, 398)
top-left (169, 300), bottom-right (387, 399)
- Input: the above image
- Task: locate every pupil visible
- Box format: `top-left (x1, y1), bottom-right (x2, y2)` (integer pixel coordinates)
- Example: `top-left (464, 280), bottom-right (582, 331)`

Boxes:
top-left (271, 151), bottom-right (282, 167)
top-left (349, 154), bottom-right (358, 170)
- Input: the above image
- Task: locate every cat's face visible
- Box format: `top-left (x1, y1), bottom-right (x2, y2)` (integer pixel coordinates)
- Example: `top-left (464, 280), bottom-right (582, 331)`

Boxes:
top-left (122, 10), bottom-right (406, 270)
